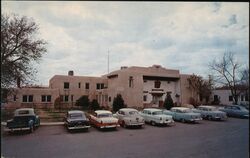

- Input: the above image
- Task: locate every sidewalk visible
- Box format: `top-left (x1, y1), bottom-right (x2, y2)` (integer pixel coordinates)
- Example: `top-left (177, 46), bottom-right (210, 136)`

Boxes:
top-left (1, 122), bottom-right (64, 126)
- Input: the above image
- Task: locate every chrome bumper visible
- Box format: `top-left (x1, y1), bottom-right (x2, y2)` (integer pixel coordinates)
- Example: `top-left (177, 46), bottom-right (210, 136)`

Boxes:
top-left (68, 125), bottom-right (91, 130)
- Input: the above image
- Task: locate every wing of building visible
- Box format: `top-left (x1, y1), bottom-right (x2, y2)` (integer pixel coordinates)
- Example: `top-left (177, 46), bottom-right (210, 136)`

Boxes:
top-left (5, 65), bottom-right (196, 109)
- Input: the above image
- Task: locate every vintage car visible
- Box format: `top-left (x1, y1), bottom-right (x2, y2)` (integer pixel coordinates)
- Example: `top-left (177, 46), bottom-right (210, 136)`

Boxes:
top-left (219, 105), bottom-right (249, 118)
top-left (64, 110), bottom-right (90, 131)
top-left (114, 108), bottom-right (145, 128)
top-left (192, 105), bottom-right (227, 121)
top-left (6, 108), bottom-right (40, 133)
top-left (89, 110), bottom-right (119, 129)
top-left (163, 107), bottom-right (202, 123)
top-left (139, 108), bottom-right (174, 126)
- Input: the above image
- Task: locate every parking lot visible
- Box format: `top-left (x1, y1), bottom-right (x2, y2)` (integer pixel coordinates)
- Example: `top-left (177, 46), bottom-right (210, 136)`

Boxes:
top-left (1, 118), bottom-right (249, 158)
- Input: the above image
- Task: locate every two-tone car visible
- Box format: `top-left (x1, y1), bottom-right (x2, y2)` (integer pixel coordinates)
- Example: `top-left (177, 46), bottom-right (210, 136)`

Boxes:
top-left (64, 110), bottom-right (91, 131)
top-left (139, 108), bottom-right (174, 126)
top-left (6, 108), bottom-right (40, 133)
top-left (192, 105), bottom-right (227, 121)
top-left (163, 107), bottom-right (202, 123)
top-left (89, 110), bottom-right (119, 129)
top-left (219, 105), bottom-right (249, 118)
top-left (114, 108), bottom-right (145, 128)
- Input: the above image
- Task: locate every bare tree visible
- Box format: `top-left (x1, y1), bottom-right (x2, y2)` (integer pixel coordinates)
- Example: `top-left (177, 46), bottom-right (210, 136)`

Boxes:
top-left (1, 13), bottom-right (47, 89)
top-left (209, 52), bottom-right (243, 104)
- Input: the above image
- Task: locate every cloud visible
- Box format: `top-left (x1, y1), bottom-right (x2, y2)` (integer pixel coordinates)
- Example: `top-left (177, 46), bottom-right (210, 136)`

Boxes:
top-left (2, 2), bottom-right (249, 85)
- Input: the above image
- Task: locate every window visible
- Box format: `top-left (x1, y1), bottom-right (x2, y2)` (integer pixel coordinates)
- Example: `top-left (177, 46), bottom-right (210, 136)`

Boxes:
top-left (143, 95), bottom-right (147, 102)
top-left (78, 82), bottom-right (81, 88)
top-left (129, 76), bottom-right (134, 88)
top-left (154, 80), bottom-right (161, 88)
top-left (101, 83), bottom-right (104, 89)
top-left (13, 95), bottom-right (16, 101)
top-left (109, 96), bottom-right (111, 102)
top-left (245, 95), bottom-right (249, 101)
top-left (71, 95), bottom-right (74, 102)
top-left (64, 82), bottom-right (69, 89)
top-left (229, 96), bottom-right (233, 101)
top-left (96, 83), bottom-right (100, 90)
top-left (214, 95), bottom-right (219, 101)
top-left (85, 83), bottom-right (89, 89)
top-left (241, 95), bottom-right (244, 101)
top-left (65, 95), bottom-right (69, 102)
top-left (23, 95), bottom-right (33, 103)
top-left (41, 95), bottom-right (52, 102)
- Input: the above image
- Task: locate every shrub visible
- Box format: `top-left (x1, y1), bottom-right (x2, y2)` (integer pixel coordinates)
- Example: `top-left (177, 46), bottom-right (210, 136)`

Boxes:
top-left (75, 95), bottom-right (89, 110)
top-left (112, 94), bottom-right (126, 112)
top-left (164, 93), bottom-right (174, 110)
top-left (90, 99), bottom-right (100, 111)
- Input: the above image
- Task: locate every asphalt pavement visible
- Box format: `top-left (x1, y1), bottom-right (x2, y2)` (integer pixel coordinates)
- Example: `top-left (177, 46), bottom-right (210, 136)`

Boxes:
top-left (1, 118), bottom-right (249, 158)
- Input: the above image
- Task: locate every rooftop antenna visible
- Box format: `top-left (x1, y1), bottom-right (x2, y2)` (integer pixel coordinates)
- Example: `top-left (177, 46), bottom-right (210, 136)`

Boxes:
top-left (108, 50), bottom-right (110, 74)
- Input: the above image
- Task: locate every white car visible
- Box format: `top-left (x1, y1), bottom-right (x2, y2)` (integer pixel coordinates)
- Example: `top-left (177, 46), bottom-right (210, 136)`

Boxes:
top-left (139, 108), bottom-right (174, 126)
top-left (89, 110), bottom-right (119, 129)
top-left (114, 108), bottom-right (145, 128)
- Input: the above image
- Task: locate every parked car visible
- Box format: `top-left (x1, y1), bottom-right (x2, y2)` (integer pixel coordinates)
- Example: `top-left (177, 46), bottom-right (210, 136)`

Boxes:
top-left (6, 108), bottom-right (40, 133)
top-left (89, 110), bottom-right (119, 129)
top-left (163, 107), bottom-right (202, 123)
top-left (139, 108), bottom-right (174, 126)
top-left (114, 108), bottom-right (145, 128)
top-left (219, 105), bottom-right (249, 118)
top-left (64, 110), bottom-right (90, 131)
top-left (192, 105), bottom-right (227, 121)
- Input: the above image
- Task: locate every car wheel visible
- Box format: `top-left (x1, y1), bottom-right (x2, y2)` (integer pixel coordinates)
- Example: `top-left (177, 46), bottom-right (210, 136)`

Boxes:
top-left (208, 116), bottom-right (212, 120)
top-left (151, 121), bottom-right (156, 126)
top-left (181, 119), bottom-right (185, 123)
top-left (30, 125), bottom-right (34, 133)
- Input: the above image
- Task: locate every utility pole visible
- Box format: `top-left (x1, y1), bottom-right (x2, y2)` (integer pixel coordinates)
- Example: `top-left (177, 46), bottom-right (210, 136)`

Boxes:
top-left (108, 50), bottom-right (109, 74)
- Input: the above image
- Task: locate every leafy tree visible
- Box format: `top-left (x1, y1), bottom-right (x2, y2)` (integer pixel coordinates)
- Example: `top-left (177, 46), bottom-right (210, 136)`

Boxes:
top-left (209, 52), bottom-right (246, 104)
top-left (112, 94), bottom-right (126, 112)
top-left (90, 99), bottom-right (100, 111)
top-left (164, 93), bottom-right (174, 110)
top-left (75, 96), bottom-right (89, 110)
top-left (1, 13), bottom-right (47, 88)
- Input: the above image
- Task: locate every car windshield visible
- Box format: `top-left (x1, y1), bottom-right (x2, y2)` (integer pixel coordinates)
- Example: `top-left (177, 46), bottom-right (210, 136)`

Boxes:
top-left (18, 110), bottom-right (30, 115)
top-left (98, 113), bottom-right (112, 118)
top-left (152, 111), bottom-right (163, 115)
top-left (182, 109), bottom-right (192, 113)
top-left (129, 111), bottom-right (139, 115)
top-left (69, 113), bottom-right (84, 119)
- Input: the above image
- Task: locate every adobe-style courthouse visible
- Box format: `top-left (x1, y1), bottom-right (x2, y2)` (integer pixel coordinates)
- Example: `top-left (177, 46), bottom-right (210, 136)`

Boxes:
top-left (7, 65), bottom-right (194, 109)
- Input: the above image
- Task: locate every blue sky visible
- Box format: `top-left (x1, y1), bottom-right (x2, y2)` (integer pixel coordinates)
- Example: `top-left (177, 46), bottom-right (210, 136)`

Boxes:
top-left (2, 2), bottom-right (249, 85)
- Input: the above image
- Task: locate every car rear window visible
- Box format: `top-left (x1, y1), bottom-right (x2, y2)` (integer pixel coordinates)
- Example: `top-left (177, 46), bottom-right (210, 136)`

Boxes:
top-left (98, 113), bottom-right (112, 118)
top-left (18, 110), bottom-right (30, 115)
top-left (69, 113), bottom-right (84, 119)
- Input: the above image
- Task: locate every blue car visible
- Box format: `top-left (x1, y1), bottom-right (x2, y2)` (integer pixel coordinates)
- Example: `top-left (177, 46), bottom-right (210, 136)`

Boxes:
top-left (219, 105), bottom-right (249, 118)
top-left (163, 107), bottom-right (202, 123)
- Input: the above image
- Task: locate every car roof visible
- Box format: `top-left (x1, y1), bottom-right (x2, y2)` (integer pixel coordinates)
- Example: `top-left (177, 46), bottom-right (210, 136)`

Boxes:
top-left (171, 107), bottom-right (190, 110)
top-left (199, 105), bottom-right (216, 108)
top-left (119, 108), bottom-right (138, 112)
top-left (68, 110), bottom-right (84, 114)
top-left (95, 110), bottom-right (112, 115)
top-left (14, 108), bottom-right (35, 116)
top-left (143, 108), bottom-right (162, 112)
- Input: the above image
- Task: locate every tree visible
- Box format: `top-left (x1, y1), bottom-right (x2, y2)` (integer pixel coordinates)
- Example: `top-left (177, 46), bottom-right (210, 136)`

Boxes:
top-left (75, 96), bottom-right (89, 110)
top-left (209, 52), bottom-right (245, 104)
top-left (1, 13), bottom-right (47, 88)
top-left (164, 93), bottom-right (174, 110)
top-left (90, 99), bottom-right (100, 111)
top-left (187, 74), bottom-right (213, 105)
top-left (112, 94), bottom-right (126, 112)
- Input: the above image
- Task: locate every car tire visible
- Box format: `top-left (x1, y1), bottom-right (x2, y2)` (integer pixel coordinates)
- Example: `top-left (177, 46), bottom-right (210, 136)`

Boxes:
top-left (208, 116), bottom-right (212, 120)
top-left (151, 121), bottom-right (156, 126)
top-left (181, 119), bottom-right (185, 123)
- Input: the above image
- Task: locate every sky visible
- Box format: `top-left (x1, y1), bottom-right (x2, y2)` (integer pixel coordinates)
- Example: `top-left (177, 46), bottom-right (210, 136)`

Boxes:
top-left (2, 2), bottom-right (249, 86)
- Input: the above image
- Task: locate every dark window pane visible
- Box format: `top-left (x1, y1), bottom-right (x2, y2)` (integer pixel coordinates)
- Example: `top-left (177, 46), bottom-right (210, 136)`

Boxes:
top-left (109, 97), bottom-right (111, 102)
top-left (42, 95), bottom-right (46, 102)
top-left (23, 95), bottom-right (27, 102)
top-left (229, 96), bottom-right (233, 101)
top-left (28, 95), bottom-right (33, 102)
top-left (65, 95), bottom-right (69, 102)
top-left (143, 95), bottom-right (147, 101)
top-left (78, 82), bottom-right (81, 88)
top-left (64, 82), bottom-right (69, 89)
top-left (71, 95), bottom-right (74, 101)
top-left (14, 95), bottom-right (16, 101)
top-left (85, 83), bottom-right (89, 89)
top-left (47, 95), bottom-right (51, 102)
top-left (96, 83), bottom-right (100, 89)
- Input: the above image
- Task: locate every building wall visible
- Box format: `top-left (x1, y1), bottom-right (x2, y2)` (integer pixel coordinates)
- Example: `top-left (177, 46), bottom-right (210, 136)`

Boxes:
top-left (180, 74), bottom-right (192, 105)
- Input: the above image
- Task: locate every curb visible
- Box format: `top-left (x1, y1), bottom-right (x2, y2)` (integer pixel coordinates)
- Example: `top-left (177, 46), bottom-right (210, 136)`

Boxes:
top-left (1, 122), bottom-right (64, 126)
